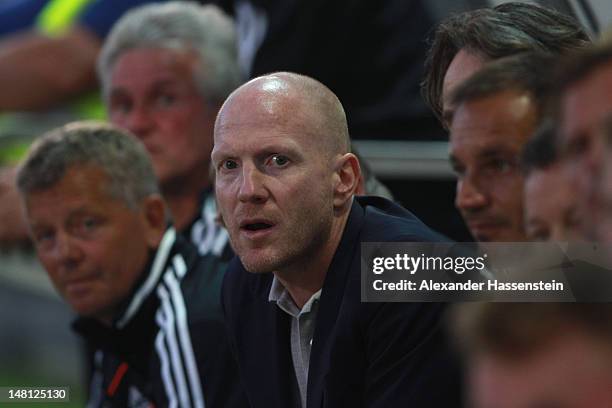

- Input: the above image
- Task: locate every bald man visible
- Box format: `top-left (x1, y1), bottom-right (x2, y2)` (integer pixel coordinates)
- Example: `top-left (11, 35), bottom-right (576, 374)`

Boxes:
top-left (213, 72), bottom-right (462, 408)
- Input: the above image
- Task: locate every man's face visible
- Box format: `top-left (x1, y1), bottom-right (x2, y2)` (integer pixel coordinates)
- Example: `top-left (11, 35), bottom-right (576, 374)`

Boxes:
top-left (524, 165), bottom-right (581, 241)
top-left (559, 62), bottom-right (612, 240)
top-left (470, 332), bottom-right (612, 408)
top-left (24, 165), bottom-right (156, 324)
top-left (450, 90), bottom-right (536, 242)
top-left (441, 49), bottom-right (486, 127)
top-left (108, 47), bottom-right (216, 188)
top-left (212, 87), bottom-right (337, 274)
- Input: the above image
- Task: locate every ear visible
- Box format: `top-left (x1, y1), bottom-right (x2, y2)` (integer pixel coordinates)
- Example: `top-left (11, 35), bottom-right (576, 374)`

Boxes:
top-left (333, 153), bottom-right (361, 209)
top-left (140, 194), bottom-right (167, 248)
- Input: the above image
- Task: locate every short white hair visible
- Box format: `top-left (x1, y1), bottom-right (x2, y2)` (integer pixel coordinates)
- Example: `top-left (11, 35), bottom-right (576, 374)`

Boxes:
top-left (98, 1), bottom-right (241, 105)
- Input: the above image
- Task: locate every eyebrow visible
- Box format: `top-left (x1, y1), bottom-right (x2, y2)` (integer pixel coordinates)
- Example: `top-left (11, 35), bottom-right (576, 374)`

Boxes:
top-left (150, 79), bottom-right (183, 90)
top-left (449, 146), bottom-right (513, 165)
top-left (476, 147), bottom-right (516, 160)
top-left (110, 78), bottom-right (182, 95)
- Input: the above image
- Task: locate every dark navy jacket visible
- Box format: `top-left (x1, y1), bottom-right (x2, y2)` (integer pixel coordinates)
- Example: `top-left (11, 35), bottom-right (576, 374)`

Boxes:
top-left (222, 196), bottom-right (463, 408)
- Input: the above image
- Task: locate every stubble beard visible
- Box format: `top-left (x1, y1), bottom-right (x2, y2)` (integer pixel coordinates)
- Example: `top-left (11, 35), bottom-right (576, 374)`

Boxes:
top-left (235, 205), bottom-right (333, 275)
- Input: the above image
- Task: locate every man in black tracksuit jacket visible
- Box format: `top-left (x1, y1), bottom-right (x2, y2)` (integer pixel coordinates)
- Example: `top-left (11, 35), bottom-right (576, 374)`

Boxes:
top-left (73, 228), bottom-right (246, 407)
top-left (16, 122), bottom-right (248, 408)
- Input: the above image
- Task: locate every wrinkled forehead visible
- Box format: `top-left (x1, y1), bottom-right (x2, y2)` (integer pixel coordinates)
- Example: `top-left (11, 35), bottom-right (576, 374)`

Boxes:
top-left (108, 47), bottom-right (199, 94)
top-left (24, 165), bottom-right (120, 216)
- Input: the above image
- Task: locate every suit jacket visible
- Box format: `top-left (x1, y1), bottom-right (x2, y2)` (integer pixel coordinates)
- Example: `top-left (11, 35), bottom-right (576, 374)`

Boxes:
top-left (222, 196), bottom-right (463, 407)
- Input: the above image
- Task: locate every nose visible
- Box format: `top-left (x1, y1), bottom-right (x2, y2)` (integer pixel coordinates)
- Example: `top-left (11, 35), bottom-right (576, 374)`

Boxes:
top-left (122, 105), bottom-right (154, 139)
top-left (53, 232), bottom-right (84, 272)
top-left (455, 174), bottom-right (488, 213)
top-left (237, 164), bottom-right (269, 204)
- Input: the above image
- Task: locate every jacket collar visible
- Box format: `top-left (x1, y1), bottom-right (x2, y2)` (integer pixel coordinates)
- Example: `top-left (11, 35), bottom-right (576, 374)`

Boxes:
top-left (304, 200), bottom-right (365, 407)
top-left (115, 227), bottom-right (176, 329)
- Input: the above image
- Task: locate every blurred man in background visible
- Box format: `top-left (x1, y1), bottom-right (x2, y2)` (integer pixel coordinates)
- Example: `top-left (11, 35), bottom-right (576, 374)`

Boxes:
top-left (422, 1), bottom-right (589, 129)
top-left (554, 41), bottom-right (612, 243)
top-left (421, 2), bottom-right (588, 243)
top-left (448, 53), bottom-right (553, 242)
top-left (453, 303), bottom-right (612, 408)
top-left (98, 1), bottom-right (241, 257)
top-left (521, 121), bottom-right (582, 241)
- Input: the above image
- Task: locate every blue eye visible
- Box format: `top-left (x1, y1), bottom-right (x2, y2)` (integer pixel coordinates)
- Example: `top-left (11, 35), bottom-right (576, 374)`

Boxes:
top-left (269, 155), bottom-right (289, 167)
top-left (223, 160), bottom-right (238, 170)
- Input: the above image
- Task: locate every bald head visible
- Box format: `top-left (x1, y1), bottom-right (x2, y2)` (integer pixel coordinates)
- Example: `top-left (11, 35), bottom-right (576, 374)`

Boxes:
top-left (212, 72), bottom-right (360, 277)
top-left (215, 72), bottom-right (350, 157)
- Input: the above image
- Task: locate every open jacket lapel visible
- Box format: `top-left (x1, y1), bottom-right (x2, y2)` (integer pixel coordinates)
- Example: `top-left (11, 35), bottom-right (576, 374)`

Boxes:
top-left (307, 201), bottom-right (365, 408)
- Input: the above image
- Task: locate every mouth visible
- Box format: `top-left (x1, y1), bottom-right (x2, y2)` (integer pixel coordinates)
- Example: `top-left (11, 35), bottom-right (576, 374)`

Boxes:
top-left (241, 222), bottom-right (273, 231)
top-left (466, 220), bottom-right (505, 241)
top-left (239, 219), bottom-right (276, 239)
top-left (64, 275), bottom-right (98, 295)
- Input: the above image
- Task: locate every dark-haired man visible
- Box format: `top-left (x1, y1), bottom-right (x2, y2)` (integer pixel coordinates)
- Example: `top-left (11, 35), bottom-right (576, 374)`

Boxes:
top-left (422, 1), bottom-right (589, 128)
top-left (554, 41), bottom-right (612, 243)
top-left (448, 53), bottom-right (553, 242)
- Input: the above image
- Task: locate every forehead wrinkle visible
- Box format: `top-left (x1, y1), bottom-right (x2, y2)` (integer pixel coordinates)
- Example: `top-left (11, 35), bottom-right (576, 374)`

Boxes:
top-left (112, 47), bottom-right (195, 76)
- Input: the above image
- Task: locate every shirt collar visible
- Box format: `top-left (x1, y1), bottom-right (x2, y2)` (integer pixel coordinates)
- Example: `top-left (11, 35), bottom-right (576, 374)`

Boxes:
top-left (268, 274), bottom-right (322, 317)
